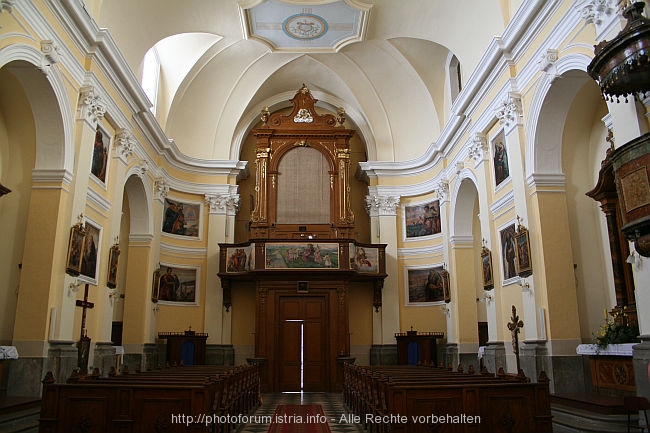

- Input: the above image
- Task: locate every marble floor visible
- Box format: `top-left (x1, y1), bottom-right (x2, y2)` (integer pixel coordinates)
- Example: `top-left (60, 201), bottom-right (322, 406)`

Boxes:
top-left (235, 392), bottom-right (363, 433)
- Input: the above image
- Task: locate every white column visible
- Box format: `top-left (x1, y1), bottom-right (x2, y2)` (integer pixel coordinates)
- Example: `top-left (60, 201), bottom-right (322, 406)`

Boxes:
top-left (496, 92), bottom-right (540, 341)
top-left (365, 192), bottom-right (400, 344)
top-left (204, 191), bottom-right (239, 345)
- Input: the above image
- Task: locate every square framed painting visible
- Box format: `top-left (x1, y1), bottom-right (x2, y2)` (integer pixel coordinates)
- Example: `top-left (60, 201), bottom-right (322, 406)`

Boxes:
top-left (405, 266), bottom-right (446, 305)
top-left (481, 246), bottom-right (494, 290)
top-left (106, 243), bottom-right (120, 288)
top-left (152, 264), bottom-right (199, 305)
top-left (162, 197), bottom-right (201, 238)
top-left (66, 223), bottom-right (86, 276)
top-left (79, 220), bottom-right (101, 284)
top-left (515, 226), bottom-right (533, 278)
top-left (225, 245), bottom-right (254, 273)
top-left (349, 244), bottom-right (379, 273)
top-left (90, 124), bottom-right (110, 185)
top-left (499, 223), bottom-right (518, 283)
top-left (404, 200), bottom-right (441, 239)
top-left (492, 129), bottom-right (510, 188)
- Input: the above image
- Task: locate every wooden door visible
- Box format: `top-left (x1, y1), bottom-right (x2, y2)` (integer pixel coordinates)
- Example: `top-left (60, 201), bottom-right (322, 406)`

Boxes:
top-left (277, 296), bottom-right (328, 391)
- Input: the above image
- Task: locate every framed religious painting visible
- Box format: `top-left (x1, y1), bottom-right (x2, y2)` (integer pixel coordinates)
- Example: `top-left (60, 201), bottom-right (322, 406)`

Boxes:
top-left (90, 124), bottom-right (110, 185)
top-left (481, 246), bottom-right (494, 290)
top-left (152, 264), bottom-right (199, 305)
top-left (515, 224), bottom-right (533, 278)
top-left (79, 221), bottom-right (101, 284)
top-left (500, 223), bottom-right (518, 283)
top-left (406, 266), bottom-right (446, 305)
top-left (162, 197), bottom-right (201, 238)
top-left (492, 129), bottom-right (510, 188)
top-left (404, 200), bottom-right (441, 239)
top-left (66, 222), bottom-right (86, 276)
top-left (441, 266), bottom-right (451, 303)
top-left (106, 243), bottom-right (120, 288)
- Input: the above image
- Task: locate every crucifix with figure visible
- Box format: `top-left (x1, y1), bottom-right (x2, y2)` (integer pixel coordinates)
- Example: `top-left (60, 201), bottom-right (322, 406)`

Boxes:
top-left (507, 305), bottom-right (524, 373)
top-left (75, 283), bottom-right (94, 373)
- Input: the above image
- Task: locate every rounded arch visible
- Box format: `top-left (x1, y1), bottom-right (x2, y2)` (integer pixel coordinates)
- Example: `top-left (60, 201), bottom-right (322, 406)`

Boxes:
top-left (525, 54), bottom-right (593, 180)
top-left (123, 171), bottom-right (154, 237)
top-left (450, 169), bottom-right (479, 239)
top-left (0, 44), bottom-right (74, 177)
top-left (230, 90), bottom-right (375, 162)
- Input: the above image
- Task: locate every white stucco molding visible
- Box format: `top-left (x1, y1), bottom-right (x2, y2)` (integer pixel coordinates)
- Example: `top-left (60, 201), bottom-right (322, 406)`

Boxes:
top-left (77, 86), bottom-right (106, 125)
top-left (114, 129), bottom-right (136, 163)
top-left (525, 53), bottom-right (593, 181)
top-left (365, 193), bottom-right (400, 217)
top-left (0, 44), bottom-right (75, 178)
top-left (495, 92), bottom-right (523, 134)
top-left (467, 133), bottom-right (488, 166)
top-left (205, 193), bottom-right (241, 216)
top-left (154, 177), bottom-right (170, 202)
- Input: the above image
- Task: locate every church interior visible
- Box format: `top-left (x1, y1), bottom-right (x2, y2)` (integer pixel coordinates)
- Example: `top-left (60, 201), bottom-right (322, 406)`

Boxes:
top-left (1, 0), bottom-right (650, 432)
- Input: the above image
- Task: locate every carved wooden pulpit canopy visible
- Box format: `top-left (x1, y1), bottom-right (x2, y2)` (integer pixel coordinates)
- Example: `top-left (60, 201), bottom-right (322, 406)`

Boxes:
top-left (250, 84), bottom-right (356, 239)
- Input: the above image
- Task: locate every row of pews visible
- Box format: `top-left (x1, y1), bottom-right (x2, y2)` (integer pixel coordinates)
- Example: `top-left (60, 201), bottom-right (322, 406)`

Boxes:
top-left (343, 363), bottom-right (552, 433)
top-left (39, 363), bottom-right (260, 433)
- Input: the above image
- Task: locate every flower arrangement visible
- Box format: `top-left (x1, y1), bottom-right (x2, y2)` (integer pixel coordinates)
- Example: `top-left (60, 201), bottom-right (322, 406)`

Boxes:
top-left (594, 308), bottom-right (640, 348)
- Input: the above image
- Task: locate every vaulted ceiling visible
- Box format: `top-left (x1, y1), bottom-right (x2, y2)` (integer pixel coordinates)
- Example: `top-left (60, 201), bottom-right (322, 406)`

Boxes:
top-left (91, 0), bottom-right (514, 162)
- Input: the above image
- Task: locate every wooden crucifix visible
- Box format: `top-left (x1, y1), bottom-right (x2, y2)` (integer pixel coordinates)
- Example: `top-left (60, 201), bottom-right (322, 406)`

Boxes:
top-left (75, 283), bottom-right (94, 373)
top-left (507, 305), bottom-right (524, 373)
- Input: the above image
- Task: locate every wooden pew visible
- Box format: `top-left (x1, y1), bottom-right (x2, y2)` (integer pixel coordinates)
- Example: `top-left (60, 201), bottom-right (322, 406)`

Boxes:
top-left (39, 364), bottom-right (260, 433)
top-left (343, 363), bottom-right (552, 433)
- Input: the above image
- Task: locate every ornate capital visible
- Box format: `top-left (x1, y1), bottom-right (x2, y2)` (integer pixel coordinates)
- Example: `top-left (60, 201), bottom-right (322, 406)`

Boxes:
top-left (365, 194), bottom-right (400, 217)
top-left (538, 48), bottom-right (559, 79)
top-left (205, 193), bottom-right (240, 215)
top-left (467, 133), bottom-right (488, 163)
top-left (0, 1), bottom-right (14, 13)
top-left (154, 177), bottom-right (169, 200)
top-left (578, 0), bottom-right (615, 25)
top-left (434, 180), bottom-right (450, 204)
top-left (40, 40), bottom-right (61, 74)
top-left (495, 92), bottom-right (522, 130)
top-left (78, 87), bottom-right (106, 124)
top-left (114, 129), bottom-right (135, 161)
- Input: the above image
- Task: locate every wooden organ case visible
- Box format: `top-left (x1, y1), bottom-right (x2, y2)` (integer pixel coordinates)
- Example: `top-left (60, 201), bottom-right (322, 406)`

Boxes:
top-left (249, 84), bottom-right (356, 240)
top-left (219, 85), bottom-right (386, 392)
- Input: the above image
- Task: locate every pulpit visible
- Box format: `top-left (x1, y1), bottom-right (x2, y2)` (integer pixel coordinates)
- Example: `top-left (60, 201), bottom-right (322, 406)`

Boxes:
top-left (158, 329), bottom-right (208, 366)
top-left (395, 330), bottom-right (444, 366)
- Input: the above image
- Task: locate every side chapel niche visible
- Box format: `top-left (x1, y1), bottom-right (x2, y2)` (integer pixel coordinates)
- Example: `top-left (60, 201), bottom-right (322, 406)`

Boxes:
top-left (250, 84), bottom-right (356, 239)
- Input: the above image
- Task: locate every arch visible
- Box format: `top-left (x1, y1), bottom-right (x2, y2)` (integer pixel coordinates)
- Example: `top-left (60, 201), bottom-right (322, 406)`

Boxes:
top-left (0, 44), bottom-right (74, 178)
top-left (450, 169), bottom-right (479, 239)
top-left (525, 54), bottom-right (593, 181)
top-left (123, 171), bottom-right (154, 237)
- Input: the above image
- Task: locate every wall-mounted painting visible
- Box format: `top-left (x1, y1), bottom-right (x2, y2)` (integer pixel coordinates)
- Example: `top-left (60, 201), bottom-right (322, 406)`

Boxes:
top-left (515, 224), bottom-right (533, 278)
top-left (404, 200), bottom-right (441, 238)
top-left (500, 223), bottom-right (518, 282)
top-left (265, 243), bottom-right (339, 269)
top-left (90, 124), bottom-right (110, 184)
top-left (481, 246), bottom-right (494, 290)
top-left (406, 266), bottom-right (446, 304)
top-left (350, 244), bottom-right (379, 273)
top-left (152, 265), bottom-right (198, 305)
top-left (226, 245), bottom-right (254, 273)
top-left (79, 221), bottom-right (101, 284)
top-left (162, 198), bottom-right (201, 238)
top-left (492, 129), bottom-right (510, 187)
top-left (106, 243), bottom-right (120, 288)
top-left (66, 222), bottom-right (86, 276)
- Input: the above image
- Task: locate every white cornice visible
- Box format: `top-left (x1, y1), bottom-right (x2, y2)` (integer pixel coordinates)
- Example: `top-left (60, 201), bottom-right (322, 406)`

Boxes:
top-left (359, 0), bottom-right (563, 181)
top-left (489, 190), bottom-right (515, 218)
top-left (32, 168), bottom-right (74, 185)
top-left (397, 244), bottom-right (444, 258)
top-left (160, 242), bottom-right (207, 257)
top-left (87, 187), bottom-right (111, 215)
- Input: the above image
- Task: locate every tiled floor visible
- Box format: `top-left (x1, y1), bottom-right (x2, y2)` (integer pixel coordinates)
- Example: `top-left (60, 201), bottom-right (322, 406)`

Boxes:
top-left (235, 393), bottom-right (363, 433)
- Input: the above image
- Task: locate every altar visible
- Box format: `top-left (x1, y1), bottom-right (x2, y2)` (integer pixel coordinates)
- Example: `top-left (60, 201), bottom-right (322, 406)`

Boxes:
top-left (577, 343), bottom-right (636, 393)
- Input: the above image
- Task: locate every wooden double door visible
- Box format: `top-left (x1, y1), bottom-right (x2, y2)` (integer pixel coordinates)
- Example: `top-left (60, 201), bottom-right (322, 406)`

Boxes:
top-left (255, 282), bottom-right (349, 392)
top-left (278, 295), bottom-right (327, 391)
